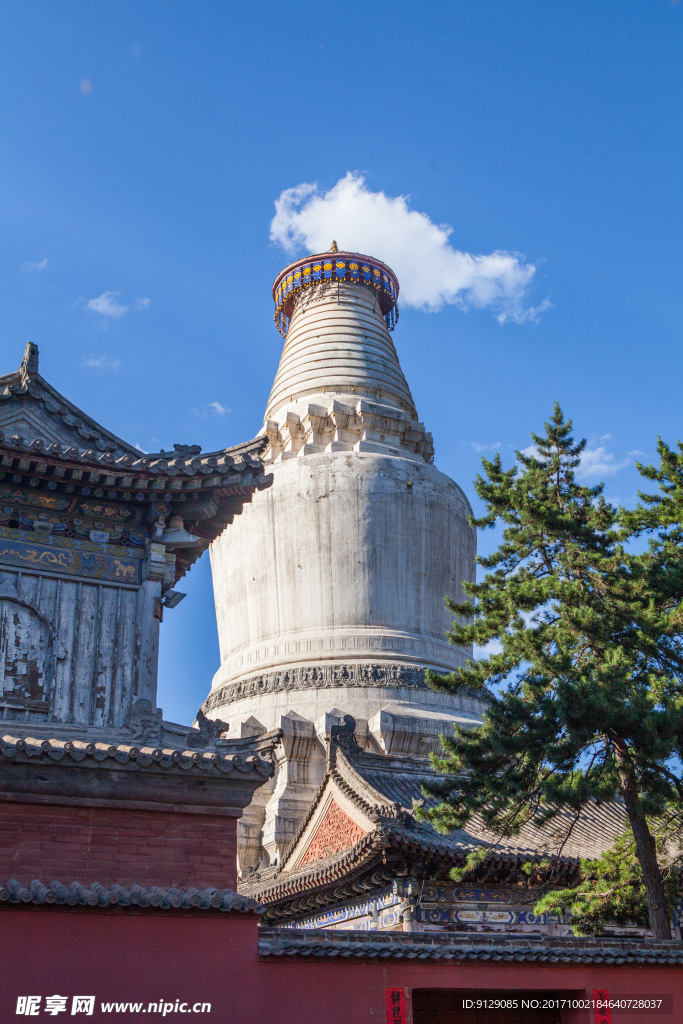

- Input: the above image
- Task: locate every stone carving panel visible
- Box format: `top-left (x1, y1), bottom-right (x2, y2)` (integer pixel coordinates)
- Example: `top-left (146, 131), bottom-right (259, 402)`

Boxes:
top-left (202, 662), bottom-right (429, 713)
top-left (297, 798), bottom-right (367, 867)
top-left (122, 698), bottom-right (163, 744)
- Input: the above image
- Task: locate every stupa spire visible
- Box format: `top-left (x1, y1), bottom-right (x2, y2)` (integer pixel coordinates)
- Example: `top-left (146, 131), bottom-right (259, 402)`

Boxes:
top-left (267, 249), bottom-right (412, 424)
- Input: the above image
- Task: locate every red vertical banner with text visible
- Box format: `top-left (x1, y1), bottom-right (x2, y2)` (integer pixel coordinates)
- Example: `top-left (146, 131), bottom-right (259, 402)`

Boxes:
top-left (386, 987), bottom-right (407, 1024)
top-left (592, 989), bottom-right (613, 1024)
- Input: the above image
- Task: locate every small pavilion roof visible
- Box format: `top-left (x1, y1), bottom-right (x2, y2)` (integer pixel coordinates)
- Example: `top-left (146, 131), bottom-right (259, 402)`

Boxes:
top-left (243, 717), bottom-right (626, 922)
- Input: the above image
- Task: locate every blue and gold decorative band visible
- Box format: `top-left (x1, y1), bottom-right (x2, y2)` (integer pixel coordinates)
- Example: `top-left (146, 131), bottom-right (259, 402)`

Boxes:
top-left (0, 535), bottom-right (142, 587)
top-left (272, 253), bottom-right (399, 337)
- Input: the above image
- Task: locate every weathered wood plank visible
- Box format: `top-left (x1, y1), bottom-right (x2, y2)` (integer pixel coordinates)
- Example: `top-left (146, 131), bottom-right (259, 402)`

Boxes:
top-left (92, 585), bottom-right (118, 727)
top-left (69, 583), bottom-right (99, 724)
top-left (53, 578), bottom-right (78, 721)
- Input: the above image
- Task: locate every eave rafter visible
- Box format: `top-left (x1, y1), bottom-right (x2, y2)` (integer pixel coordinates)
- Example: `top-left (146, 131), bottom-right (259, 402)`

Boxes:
top-left (0, 430), bottom-right (268, 495)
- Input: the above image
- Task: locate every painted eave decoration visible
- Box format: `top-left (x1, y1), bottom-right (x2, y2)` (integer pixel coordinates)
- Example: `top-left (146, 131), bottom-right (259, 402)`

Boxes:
top-left (272, 251), bottom-right (400, 338)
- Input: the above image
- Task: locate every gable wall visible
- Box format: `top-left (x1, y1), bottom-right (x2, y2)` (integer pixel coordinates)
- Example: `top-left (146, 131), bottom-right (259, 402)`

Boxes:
top-left (0, 400), bottom-right (93, 448)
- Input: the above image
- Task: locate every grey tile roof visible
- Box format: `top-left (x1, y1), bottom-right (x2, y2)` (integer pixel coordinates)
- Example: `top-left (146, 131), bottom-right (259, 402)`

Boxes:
top-left (258, 927), bottom-right (683, 964)
top-left (0, 428), bottom-right (266, 479)
top-left (334, 749), bottom-right (627, 863)
top-left (277, 748), bottom-right (626, 877)
top-left (1, 344), bottom-right (268, 471)
top-left (0, 734), bottom-right (273, 778)
top-left (0, 879), bottom-right (263, 912)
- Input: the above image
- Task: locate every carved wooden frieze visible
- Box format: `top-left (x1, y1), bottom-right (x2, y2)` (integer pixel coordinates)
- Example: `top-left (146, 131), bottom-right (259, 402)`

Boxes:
top-left (297, 798), bottom-right (367, 867)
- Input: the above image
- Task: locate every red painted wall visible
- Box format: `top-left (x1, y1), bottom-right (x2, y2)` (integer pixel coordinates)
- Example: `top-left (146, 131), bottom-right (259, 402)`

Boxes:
top-left (1, 909), bottom-right (680, 1024)
top-left (0, 803), bottom-right (237, 889)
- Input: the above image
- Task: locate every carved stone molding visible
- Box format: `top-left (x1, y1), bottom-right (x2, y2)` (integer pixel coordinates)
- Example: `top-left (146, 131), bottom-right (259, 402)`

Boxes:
top-left (201, 662), bottom-right (431, 713)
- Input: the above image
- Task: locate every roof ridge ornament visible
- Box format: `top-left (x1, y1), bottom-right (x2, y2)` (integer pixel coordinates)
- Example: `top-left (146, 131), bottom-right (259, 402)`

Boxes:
top-left (328, 714), bottom-right (362, 763)
top-left (329, 240), bottom-right (339, 252)
top-left (20, 342), bottom-right (39, 379)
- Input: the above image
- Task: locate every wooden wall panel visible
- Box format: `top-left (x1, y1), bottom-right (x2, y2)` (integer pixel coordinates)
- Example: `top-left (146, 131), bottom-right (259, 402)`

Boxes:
top-left (0, 564), bottom-right (153, 729)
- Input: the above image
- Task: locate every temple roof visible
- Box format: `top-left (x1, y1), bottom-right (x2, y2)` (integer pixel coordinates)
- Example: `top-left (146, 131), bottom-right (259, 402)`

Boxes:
top-left (1, 343), bottom-right (266, 477)
top-left (243, 717), bottom-right (626, 921)
top-left (0, 343), bottom-right (271, 581)
top-left (0, 732), bottom-right (274, 779)
top-left (1, 343), bottom-right (143, 457)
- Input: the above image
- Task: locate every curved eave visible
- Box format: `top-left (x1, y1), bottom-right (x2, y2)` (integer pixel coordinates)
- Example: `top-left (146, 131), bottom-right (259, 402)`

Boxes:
top-left (246, 823), bottom-right (581, 923)
top-left (0, 430), bottom-right (267, 483)
top-left (0, 433), bottom-right (271, 584)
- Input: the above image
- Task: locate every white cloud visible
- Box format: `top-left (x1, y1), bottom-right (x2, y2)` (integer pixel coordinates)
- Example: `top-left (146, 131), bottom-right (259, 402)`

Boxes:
top-left (471, 441), bottom-right (501, 452)
top-left (20, 258), bottom-right (48, 273)
top-left (85, 291), bottom-right (129, 319)
top-left (79, 78), bottom-right (92, 96)
top-left (520, 442), bottom-right (630, 479)
top-left (192, 401), bottom-right (231, 418)
top-left (83, 291), bottom-right (150, 319)
top-left (81, 355), bottom-right (121, 370)
top-left (270, 172), bottom-right (550, 324)
top-left (578, 446), bottom-right (630, 479)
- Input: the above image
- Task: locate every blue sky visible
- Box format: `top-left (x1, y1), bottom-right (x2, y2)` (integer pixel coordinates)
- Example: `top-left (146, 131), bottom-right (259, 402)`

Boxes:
top-left (2, 1), bottom-right (682, 724)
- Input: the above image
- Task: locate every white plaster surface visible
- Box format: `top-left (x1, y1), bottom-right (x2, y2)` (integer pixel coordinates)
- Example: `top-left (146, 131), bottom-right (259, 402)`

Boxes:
top-left (210, 450), bottom-right (474, 693)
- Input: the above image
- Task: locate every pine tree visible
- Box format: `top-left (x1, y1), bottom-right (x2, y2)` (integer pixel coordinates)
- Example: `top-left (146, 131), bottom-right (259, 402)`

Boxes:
top-left (534, 817), bottom-right (682, 935)
top-left (422, 405), bottom-right (683, 939)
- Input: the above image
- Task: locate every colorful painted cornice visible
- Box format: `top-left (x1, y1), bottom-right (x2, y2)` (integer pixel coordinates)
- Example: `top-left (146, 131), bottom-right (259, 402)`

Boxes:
top-left (272, 252), bottom-right (399, 338)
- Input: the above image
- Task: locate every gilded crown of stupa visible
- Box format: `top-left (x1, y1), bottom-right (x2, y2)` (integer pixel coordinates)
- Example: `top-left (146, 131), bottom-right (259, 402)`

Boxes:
top-left (273, 241), bottom-right (400, 338)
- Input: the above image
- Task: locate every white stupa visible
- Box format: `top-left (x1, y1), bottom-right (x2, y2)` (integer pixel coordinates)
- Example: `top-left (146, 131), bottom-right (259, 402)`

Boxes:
top-left (202, 245), bottom-right (483, 869)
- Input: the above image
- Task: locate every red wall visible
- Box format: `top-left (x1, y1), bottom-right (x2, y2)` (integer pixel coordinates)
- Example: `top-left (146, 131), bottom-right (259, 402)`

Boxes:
top-left (0, 803), bottom-right (237, 889)
top-left (1, 909), bottom-right (680, 1024)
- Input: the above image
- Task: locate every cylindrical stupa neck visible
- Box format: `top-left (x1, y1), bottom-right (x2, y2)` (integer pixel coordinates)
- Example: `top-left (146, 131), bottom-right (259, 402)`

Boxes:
top-left (266, 252), bottom-right (416, 426)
